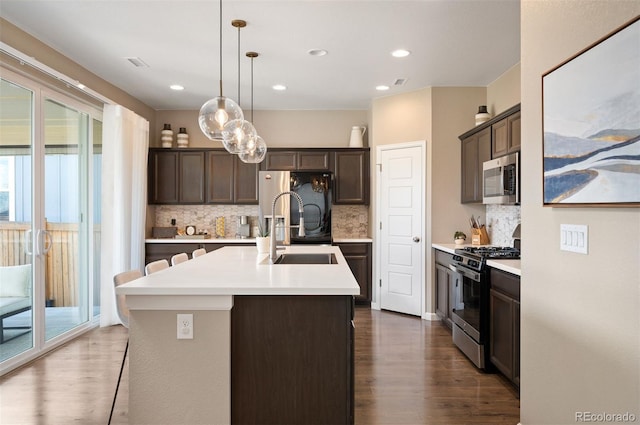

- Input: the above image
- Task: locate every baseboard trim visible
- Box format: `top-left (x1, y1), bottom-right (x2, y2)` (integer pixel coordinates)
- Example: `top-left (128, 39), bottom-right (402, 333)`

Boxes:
top-left (422, 312), bottom-right (439, 321)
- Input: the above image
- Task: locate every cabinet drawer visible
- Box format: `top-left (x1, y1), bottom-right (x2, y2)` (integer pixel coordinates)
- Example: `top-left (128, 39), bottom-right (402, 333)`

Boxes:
top-left (490, 268), bottom-right (520, 300)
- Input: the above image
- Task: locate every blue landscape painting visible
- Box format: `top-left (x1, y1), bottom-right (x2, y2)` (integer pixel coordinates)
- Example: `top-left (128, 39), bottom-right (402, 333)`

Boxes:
top-left (543, 18), bottom-right (640, 205)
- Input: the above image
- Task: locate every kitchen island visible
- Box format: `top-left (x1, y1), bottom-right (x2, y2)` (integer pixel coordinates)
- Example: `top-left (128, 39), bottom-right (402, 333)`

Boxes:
top-left (116, 245), bottom-right (359, 425)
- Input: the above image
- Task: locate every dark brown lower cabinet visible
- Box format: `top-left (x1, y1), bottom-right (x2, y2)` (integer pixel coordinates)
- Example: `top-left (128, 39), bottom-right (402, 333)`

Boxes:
top-left (434, 250), bottom-right (456, 329)
top-left (489, 268), bottom-right (520, 389)
top-left (435, 263), bottom-right (453, 328)
top-left (144, 242), bottom-right (253, 264)
top-left (231, 295), bottom-right (354, 425)
top-left (334, 242), bottom-right (372, 305)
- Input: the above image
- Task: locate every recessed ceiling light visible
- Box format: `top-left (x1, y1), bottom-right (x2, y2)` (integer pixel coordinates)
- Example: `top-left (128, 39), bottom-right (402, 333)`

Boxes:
top-left (272, 84), bottom-right (287, 91)
top-left (307, 49), bottom-right (328, 57)
top-left (391, 49), bottom-right (411, 58)
top-left (376, 85), bottom-right (390, 91)
top-left (170, 84), bottom-right (184, 91)
top-left (77, 83), bottom-right (86, 89)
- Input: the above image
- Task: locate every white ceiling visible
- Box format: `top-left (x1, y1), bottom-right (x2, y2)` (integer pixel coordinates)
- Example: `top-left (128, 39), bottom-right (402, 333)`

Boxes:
top-left (1, 0), bottom-right (521, 111)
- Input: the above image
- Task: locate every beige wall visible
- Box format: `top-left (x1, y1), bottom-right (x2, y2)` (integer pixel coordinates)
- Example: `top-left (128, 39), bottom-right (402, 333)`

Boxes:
top-left (129, 310), bottom-right (230, 424)
top-left (370, 86), bottom-right (490, 313)
top-left (520, 2), bottom-right (640, 424)
top-left (154, 109), bottom-right (368, 148)
top-left (1, 18), bottom-right (156, 135)
top-left (487, 63), bottom-right (521, 116)
top-left (430, 87), bottom-right (487, 245)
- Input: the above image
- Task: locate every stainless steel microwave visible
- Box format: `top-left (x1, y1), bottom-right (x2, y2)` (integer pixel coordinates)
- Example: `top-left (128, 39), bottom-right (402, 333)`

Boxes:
top-left (482, 152), bottom-right (519, 204)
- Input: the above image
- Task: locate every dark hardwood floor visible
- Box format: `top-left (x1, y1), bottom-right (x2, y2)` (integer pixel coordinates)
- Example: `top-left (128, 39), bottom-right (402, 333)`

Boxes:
top-left (354, 308), bottom-right (519, 425)
top-left (0, 308), bottom-right (519, 425)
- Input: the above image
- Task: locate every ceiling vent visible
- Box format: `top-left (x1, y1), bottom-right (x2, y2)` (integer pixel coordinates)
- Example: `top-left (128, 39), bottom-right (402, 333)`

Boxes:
top-left (125, 57), bottom-right (149, 68)
top-left (393, 78), bottom-right (407, 86)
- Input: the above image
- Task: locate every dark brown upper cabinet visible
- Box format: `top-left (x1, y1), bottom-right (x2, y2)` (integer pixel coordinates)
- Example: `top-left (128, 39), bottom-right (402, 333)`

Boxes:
top-left (149, 147), bottom-right (368, 206)
top-left (333, 149), bottom-right (369, 205)
top-left (234, 156), bottom-right (259, 204)
top-left (206, 151), bottom-right (258, 204)
top-left (148, 149), bottom-right (257, 205)
top-left (460, 127), bottom-right (491, 204)
top-left (263, 150), bottom-right (331, 171)
top-left (492, 111), bottom-right (521, 158)
top-left (148, 150), bottom-right (205, 204)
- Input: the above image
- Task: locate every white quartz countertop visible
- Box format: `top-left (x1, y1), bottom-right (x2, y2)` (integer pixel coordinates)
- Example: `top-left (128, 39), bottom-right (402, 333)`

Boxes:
top-left (146, 238), bottom-right (255, 243)
top-left (486, 259), bottom-right (521, 276)
top-left (147, 237), bottom-right (373, 244)
top-left (333, 237), bottom-right (373, 243)
top-left (117, 245), bottom-right (360, 296)
top-left (432, 243), bottom-right (521, 276)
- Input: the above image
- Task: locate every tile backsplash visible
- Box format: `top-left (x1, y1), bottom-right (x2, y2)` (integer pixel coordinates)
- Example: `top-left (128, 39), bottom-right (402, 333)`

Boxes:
top-left (331, 205), bottom-right (369, 238)
top-left (153, 204), bottom-right (369, 239)
top-left (154, 205), bottom-right (260, 238)
top-left (485, 204), bottom-right (521, 247)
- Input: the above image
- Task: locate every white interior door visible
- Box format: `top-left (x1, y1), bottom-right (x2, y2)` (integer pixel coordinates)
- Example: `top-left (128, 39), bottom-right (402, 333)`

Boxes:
top-left (378, 143), bottom-right (424, 316)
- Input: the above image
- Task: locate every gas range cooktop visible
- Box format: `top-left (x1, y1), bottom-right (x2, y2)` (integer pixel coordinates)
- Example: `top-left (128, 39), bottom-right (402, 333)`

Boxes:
top-left (455, 246), bottom-right (521, 260)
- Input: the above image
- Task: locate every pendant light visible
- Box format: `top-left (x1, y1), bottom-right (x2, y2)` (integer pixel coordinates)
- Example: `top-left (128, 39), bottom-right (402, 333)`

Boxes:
top-left (221, 19), bottom-right (257, 154)
top-left (198, 0), bottom-right (244, 142)
top-left (239, 51), bottom-right (267, 164)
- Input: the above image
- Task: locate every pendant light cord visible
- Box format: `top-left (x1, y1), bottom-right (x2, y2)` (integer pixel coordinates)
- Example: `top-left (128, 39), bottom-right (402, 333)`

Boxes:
top-left (237, 24), bottom-right (241, 107)
top-left (250, 55), bottom-right (254, 123)
top-left (218, 0), bottom-right (223, 97)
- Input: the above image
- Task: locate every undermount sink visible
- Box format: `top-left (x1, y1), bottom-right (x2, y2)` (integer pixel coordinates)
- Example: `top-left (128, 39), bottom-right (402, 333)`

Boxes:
top-left (273, 253), bottom-right (338, 265)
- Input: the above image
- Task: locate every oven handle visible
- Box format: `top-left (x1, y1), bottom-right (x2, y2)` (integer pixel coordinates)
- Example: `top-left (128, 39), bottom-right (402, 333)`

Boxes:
top-left (448, 263), bottom-right (480, 282)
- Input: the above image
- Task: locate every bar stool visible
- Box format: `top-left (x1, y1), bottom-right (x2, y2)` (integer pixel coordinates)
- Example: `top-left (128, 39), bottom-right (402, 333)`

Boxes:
top-left (192, 248), bottom-right (207, 258)
top-left (145, 259), bottom-right (169, 275)
top-left (171, 252), bottom-right (189, 266)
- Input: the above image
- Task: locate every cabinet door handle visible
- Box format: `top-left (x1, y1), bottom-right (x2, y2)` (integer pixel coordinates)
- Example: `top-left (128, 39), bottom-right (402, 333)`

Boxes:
top-left (413, 236), bottom-right (420, 243)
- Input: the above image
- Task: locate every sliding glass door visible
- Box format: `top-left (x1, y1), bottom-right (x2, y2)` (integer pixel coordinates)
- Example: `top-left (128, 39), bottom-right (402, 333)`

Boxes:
top-left (0, 70), bottom-right (101, 370)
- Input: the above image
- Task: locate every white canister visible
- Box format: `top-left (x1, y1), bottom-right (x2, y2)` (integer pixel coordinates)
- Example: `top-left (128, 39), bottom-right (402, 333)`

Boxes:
top-left (475, 106), bottom-right (491, 126)
top-left (349, 126), bottom-right (366, 148)
top-left (177, 127), bottom-right (189, 148)
top-left (161, 123), bottom-right (173, 148)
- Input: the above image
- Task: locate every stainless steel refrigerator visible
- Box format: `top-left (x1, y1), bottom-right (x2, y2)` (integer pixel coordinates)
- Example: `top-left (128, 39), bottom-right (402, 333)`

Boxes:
top-left (258, 171), bottom-right (332, 245)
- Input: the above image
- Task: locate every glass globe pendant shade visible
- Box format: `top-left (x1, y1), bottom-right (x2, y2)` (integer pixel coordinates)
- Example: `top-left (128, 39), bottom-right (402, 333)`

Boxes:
top-left (221, 119), bottom-right (256, 154)
top-left (239, 135), bottom-right (267, 163)
top-left (198, 96), bottom-right (244, 141)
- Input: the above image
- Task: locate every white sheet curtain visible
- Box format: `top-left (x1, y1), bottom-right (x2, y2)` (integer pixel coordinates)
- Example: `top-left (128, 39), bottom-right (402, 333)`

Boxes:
top-left (100, 104), bottom-right (149, 327)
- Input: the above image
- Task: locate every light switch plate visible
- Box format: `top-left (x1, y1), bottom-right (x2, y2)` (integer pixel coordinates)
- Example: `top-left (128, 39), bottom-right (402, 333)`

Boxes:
top-left (560, 224), bottom-right (588, 254)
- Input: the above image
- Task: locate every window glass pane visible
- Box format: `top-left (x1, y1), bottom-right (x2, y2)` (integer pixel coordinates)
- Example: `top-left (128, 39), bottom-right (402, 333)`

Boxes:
top-left (43, 98), bottom-right (89, 340)
top-left (92, 118), bottom-right (101, 317)
top-left (0, 77), bottom-right (34, 361)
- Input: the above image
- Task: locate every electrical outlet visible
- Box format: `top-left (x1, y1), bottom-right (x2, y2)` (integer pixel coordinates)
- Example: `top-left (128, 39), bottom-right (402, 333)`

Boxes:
top-left (177, 313), bottom-right (193, 339)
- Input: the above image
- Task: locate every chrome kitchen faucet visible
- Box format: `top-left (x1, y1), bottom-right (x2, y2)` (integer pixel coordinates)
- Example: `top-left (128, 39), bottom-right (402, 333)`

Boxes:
top-left (270, 191), bottom-right (305, 262)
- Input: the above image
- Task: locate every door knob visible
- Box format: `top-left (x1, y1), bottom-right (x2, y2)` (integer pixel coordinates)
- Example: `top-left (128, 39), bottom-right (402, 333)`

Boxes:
top-left (413, 236), bottom-right (420, 243)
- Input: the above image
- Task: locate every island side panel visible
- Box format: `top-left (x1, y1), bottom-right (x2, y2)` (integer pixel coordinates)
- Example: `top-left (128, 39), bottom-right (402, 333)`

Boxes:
top-left (231, 295), bottom-right (354, 425)
top-left (129, 310), bottom-right (231, 425)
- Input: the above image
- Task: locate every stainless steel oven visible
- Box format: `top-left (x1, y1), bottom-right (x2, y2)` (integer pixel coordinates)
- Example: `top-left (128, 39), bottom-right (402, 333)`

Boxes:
top-left (449, 257), bottom-right (489, 369)
top-left (449, 246), bottom-right (520, 370)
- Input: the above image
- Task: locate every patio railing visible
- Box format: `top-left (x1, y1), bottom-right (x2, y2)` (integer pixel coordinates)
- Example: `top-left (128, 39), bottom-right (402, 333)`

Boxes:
top-left (0, 221), bottom-right (100, 307)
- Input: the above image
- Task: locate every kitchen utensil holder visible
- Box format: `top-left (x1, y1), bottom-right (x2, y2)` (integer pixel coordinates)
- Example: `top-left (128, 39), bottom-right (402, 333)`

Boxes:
top-left (471, 226), bottom-right (490, 245)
